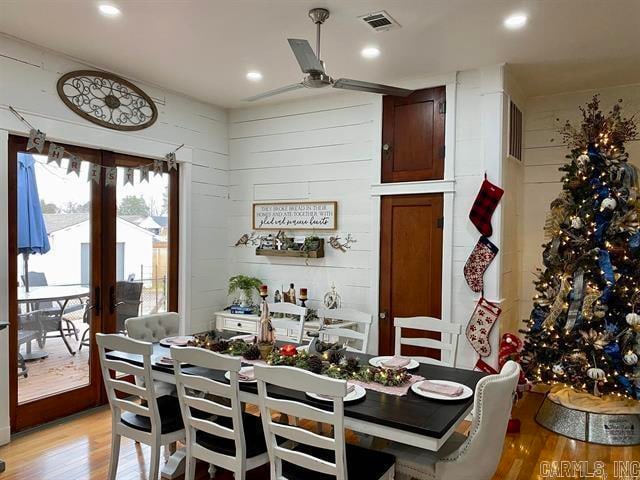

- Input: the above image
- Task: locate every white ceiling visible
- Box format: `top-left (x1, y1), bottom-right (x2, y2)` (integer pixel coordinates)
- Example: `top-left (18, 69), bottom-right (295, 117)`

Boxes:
top-left (1, 0), bottom-right (640, 108)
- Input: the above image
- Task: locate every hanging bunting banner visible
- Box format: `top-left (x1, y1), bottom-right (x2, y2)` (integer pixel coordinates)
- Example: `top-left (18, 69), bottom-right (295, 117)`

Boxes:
top-left (47, 143), bottom-right (65, 166)
top-left (105, 167), bottom-right (118, 187)
top-left (27, 129), bottom-right (46, 153)
top-left (165, 151), bottom-right (178, 171)
top-left (140, 164), bottom-right (150, 183)
top-left (88, 163), bottom-right (101, 184)
top-left (66, 154), bottom-right (82, 176)
top-left (153, 158), bottom-right (164, 176)
top-left (9, 105), bottom-right (184, 187)
top-left (124, 167), bottom-right (135, 186)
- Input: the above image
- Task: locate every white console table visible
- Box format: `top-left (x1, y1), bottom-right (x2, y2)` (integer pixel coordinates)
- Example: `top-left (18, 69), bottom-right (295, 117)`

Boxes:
top-left (212, 311), bottom-right (356, 343)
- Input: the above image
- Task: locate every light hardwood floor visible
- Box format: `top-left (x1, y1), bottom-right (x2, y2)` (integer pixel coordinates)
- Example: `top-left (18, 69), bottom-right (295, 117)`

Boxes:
top-left (0, 392), bottom-right (638, 479)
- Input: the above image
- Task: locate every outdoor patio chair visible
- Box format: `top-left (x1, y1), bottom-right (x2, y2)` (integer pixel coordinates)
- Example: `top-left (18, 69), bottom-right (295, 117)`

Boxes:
top-left (79, 280), bottom-right (143, 351)
top-left (17, 311), bottom-right (41, 378)
top-left (22, 271), bottom-right (80, 342)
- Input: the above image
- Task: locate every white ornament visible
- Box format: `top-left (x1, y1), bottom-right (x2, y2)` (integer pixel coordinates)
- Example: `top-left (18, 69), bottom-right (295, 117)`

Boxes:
top-left (570, 217), bottom-right (583, 229)
top-left (577, 154), bottom-right (590, 166)
top-left (552, 363), bottom-right (565, 375)
top-left (623, 352), bottom-right (638, 366)
top-left (626, 313), bottom-right (640, 327)
top-left (600, 198), bottom-right (617, 211)
top-left (587, 367), bottom-right (605, 380)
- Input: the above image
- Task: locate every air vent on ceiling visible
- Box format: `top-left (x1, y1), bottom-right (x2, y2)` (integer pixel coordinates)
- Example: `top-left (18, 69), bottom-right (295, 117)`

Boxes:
top-left (359, 10), bottom-right (401, 32)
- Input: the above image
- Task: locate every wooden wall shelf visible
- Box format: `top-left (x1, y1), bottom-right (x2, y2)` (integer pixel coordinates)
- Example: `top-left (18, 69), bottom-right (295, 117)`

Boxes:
top-left (256, 240), bottom-right (324, 258)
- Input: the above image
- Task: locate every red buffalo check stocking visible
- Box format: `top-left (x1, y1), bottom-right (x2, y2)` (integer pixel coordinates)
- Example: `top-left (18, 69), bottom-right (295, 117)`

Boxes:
top-left (465, 297), bottom-right (502, 357)
top-left (469, 175), bottom-right (504, 237)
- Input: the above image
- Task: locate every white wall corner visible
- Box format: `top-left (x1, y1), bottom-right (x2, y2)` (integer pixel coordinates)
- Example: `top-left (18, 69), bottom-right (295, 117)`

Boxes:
top-left (0, 129), bottom-right (10, 444)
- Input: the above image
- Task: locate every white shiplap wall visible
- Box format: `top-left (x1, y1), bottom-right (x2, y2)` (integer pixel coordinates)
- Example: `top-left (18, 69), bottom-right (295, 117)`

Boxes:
top-left (0, 35), bottom-right (229, 442)
top-left (228, 66), bottom-right (507, 367)
top-left (520, 83), bottom-right (640, 321)
top-left (228, 92), bottom-right (379, 335)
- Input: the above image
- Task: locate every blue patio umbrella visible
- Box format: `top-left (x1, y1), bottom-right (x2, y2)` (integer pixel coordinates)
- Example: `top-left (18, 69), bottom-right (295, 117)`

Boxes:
top-left (17, 153), bottom-right (50, 291)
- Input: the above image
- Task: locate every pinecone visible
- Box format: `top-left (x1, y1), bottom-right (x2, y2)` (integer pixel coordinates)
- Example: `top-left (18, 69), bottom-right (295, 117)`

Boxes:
top-left (307, 355), bottom-right (323, 374)
top-left (327, 350), bottom-right (343, 365)
top-left (210, 340), bottom-right (229, 352)
top-left (345, 356), bottom-right (360, 373)
top-left (243, 344), bottom-right (260, 361)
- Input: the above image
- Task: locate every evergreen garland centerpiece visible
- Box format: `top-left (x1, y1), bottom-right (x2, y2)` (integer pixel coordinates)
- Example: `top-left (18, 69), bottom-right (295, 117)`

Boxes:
top-left (521, 96), bottom-right (640, 399)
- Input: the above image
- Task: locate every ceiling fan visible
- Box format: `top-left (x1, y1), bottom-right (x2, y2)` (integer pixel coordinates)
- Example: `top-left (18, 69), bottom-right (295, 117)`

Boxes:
top-left (244, 8), bottom-right (414, 102)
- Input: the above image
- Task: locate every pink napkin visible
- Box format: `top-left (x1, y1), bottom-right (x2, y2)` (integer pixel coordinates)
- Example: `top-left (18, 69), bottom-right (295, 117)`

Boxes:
top-left (158, 356), bottom-right (173, 365)
top-left (230, 334), bottom-right (256, 343)
top-left (419, 381), bottom-right (463, 397)
top-left (317, 383), bottom-right (355, 399)
top-left (238, 367), bottom-right (255, 381)
top-left (166, 336), bottom-right (190, 346)
top-left (381, 356), bottom-right (411, 369)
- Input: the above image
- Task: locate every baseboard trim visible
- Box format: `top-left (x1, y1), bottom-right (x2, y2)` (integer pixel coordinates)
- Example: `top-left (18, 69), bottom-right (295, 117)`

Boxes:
top-left (0, 425), bottom-right (11, 445)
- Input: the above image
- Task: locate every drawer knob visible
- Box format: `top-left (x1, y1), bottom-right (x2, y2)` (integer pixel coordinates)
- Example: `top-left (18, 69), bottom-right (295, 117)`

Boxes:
top-left (237, 322), bottom-right (242, 327)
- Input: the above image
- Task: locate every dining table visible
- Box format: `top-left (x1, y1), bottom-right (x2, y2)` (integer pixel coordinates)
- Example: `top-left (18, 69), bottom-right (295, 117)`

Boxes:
top-left (18, 285), bottom-right (90, 357)
top-left (106, 334), bottom-right (486, 479)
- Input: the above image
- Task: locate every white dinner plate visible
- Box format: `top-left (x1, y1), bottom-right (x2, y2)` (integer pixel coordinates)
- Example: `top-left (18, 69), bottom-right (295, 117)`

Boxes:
top-left (411, 380), bottom-right (473, 401)
top-left (225, 366), bottom-right (257, 383)
top-left (368, 356), bottom-right (420, 370)
top-left (306, 384), bottom-right (366, 403)
top-left (159, 335), bottom-right (194, 348)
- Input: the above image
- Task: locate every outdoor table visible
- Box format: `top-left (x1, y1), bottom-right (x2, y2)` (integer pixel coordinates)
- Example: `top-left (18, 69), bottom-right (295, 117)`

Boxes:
top-left (107, 333), bottom-right (486, 479)
top-left (18, 285), bottom-right (90, 357)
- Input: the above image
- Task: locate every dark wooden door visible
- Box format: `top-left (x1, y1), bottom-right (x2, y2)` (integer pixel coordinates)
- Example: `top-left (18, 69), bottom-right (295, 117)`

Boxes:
top-left (382, 86), bottom-right (446, 183)
top-left (379, 194), bottom-right (443, 356)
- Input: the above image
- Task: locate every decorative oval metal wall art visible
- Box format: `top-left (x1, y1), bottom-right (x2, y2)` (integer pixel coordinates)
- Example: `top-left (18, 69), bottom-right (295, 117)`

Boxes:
top-left (57, 70), bottom-right (158, 131)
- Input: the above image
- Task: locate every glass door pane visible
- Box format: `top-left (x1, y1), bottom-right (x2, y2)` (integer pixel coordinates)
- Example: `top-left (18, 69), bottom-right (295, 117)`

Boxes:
top-left (114, 165), bottom-right (170, 332)
top-left (16, 152), bottom-right (93, 404)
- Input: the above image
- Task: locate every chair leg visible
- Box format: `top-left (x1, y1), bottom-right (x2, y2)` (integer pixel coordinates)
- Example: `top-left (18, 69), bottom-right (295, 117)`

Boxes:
top-left (149, 444), bottom-right (161, 480)
top-left (79, 327), bottom-right (90, 352)
top-left (108, 433), bottom-right (121, 480)
top-left (185, 454), bottom-right (197, 480)
top-left (59, 322), bottom-right (76, 355)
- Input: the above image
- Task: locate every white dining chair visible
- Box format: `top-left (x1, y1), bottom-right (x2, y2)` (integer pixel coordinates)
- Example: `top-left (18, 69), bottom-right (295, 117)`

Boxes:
top-left (96, 333), bottom-right (185, 480)
top-left (267, 302), bottom-right (308, 344)
top-left (377, 361), bottom-right (520, 480)
top-left (254, 364), bottom-right (396, 480)
top-left (394, 317), bottom-right (461, 367)
top-left (171, 346), bottom-right (269, 480)
top-left (318, 308), bottom-right (372, 353)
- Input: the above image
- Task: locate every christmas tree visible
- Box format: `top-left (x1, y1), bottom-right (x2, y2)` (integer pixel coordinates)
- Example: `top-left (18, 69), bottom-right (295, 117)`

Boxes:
top-left (521, 96), bottom-right (640, 399)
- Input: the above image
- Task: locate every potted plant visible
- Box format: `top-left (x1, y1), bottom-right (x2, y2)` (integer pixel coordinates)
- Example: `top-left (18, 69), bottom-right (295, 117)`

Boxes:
top-left (228, 275), bottom-right (263, 307)
top-left (303, 235), bottom-right (321, 252)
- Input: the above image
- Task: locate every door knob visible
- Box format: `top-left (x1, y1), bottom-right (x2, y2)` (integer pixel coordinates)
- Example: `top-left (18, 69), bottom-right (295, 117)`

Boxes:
top-left (382, 143), bottom-right (391, 152)
top-left (379, 312), bottom-right (387, 320)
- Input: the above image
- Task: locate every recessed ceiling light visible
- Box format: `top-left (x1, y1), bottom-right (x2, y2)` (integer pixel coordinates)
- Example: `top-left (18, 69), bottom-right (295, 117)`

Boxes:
top-left (98, 4), bottom-right (121, 17)
top-left (504, 13), bottom-right (527, 29)
top-left (246, 71), bottom-right (263, 81)
top-left (361, 46), bottom-right (381, 59)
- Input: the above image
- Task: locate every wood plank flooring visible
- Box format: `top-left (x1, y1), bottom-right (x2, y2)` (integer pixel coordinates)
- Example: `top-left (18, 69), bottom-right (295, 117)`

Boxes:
top-left (0, 392), bottom-right (638, 479)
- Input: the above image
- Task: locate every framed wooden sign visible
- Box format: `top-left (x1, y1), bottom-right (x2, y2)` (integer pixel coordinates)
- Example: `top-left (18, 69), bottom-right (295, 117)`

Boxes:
top-left (253, 201), bottom-right (337, 230)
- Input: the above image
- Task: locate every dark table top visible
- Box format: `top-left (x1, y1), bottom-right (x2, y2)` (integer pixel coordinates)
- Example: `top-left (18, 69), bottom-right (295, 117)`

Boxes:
top-left (107, 337), bottom-right (486, 440)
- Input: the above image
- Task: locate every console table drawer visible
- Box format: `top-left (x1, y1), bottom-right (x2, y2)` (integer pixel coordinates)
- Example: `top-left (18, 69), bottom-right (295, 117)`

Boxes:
top-left (224, 318), bottom-right (257, 333)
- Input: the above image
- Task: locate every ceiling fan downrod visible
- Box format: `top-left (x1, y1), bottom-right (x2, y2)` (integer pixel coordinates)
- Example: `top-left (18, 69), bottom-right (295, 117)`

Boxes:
top-left (308, 8), bottom-right (329, 61)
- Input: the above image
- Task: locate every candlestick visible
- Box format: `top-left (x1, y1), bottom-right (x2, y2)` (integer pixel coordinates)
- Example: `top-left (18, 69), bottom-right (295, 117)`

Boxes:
top-left (259, 284), bottom-right (268, 300)
top-left (300, 288), bottom-right (308, 307)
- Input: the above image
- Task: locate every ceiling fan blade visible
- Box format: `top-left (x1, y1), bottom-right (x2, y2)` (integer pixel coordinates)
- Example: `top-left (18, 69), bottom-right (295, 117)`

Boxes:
top-left (333, 78), bottom-right (414, 97)
top-left (243, 83), bottom-right (305, 102)
top-left (287, 39), bottom-right (324, 74)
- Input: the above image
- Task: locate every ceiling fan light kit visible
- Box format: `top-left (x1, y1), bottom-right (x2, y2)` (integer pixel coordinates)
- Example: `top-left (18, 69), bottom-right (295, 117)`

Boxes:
top-left (244, 7), bottom-right (413, 102)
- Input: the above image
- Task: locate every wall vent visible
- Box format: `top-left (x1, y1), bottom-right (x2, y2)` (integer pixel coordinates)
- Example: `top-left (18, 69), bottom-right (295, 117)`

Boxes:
top-left (509, 100), bottom-right (523, 161)
top-left (359, 10), bottom-right (401, 32)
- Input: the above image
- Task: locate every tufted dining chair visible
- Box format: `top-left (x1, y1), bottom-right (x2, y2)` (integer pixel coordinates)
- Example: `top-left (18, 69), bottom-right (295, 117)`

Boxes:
top-left (125, 312), bottom-right (180, 342)
top-left (376, 360), bottom-right (520, 480)
top-left (126, 312), bottom-right (181, 398)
